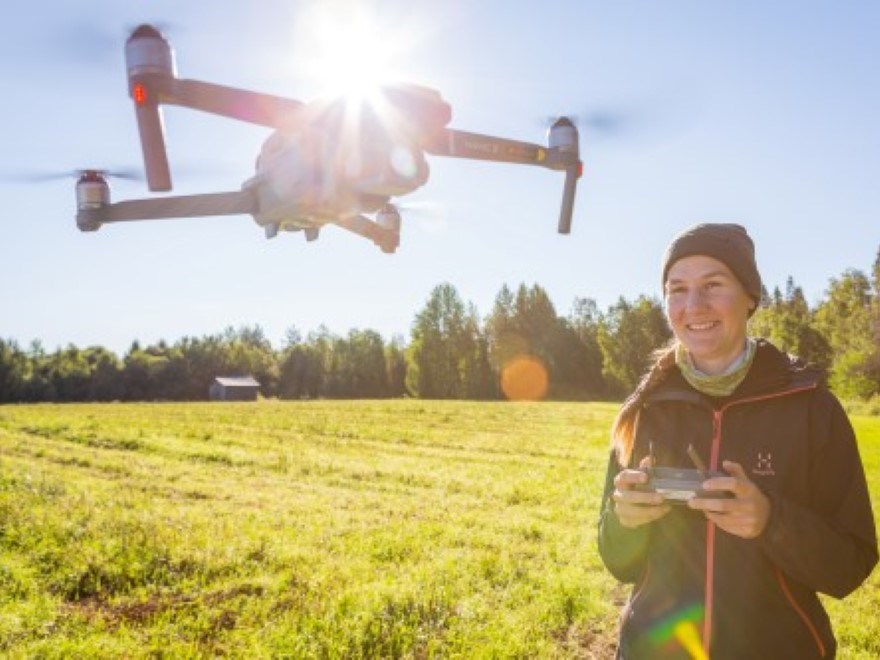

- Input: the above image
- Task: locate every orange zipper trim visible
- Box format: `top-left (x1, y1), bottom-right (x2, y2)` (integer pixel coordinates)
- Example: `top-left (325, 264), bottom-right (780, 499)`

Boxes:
top-left (701, 382), bottom-right (818, 656)
top-left (775, 567), bottom-right (827, 657)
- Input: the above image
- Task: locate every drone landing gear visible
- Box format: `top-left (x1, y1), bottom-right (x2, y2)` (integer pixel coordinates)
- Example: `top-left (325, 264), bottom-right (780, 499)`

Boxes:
top-left (260, 207), bottom-right (398, 254)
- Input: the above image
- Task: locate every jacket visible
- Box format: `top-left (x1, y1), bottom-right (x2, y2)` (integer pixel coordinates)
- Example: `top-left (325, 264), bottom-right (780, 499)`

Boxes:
top-left (598, 339), bottom-right (877, 659)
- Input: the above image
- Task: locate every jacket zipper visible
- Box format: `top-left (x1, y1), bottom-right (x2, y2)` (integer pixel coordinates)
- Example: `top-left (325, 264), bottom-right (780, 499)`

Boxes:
top-left (775, 567), bottom-right (828, 657)
top-left (702, 409), bottom-right (722, 657)
top-left (701, 383), bottom-right (819, 657)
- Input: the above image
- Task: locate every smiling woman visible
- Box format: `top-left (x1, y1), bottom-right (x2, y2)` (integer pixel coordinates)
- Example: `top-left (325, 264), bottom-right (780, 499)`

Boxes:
top-left (598, 223), bottom-right (878, 659)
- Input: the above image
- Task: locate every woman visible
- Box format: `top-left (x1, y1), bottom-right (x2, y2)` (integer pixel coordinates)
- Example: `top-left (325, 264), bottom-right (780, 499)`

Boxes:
top-left (598, 223), bottom-right (877, 659)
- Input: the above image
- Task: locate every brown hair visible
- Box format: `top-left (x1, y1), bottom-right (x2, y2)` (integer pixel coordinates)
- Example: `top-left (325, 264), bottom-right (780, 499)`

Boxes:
top-left (611, 341), bottom-right (679, 466)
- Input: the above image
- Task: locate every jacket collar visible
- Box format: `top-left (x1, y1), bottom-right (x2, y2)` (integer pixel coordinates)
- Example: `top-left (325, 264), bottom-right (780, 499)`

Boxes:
top-left (646, 339), bottom-right (821, 407)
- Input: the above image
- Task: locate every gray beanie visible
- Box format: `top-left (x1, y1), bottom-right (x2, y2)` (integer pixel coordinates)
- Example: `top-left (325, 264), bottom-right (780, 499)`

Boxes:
top-left (661, 223), bottom-right (762, 307)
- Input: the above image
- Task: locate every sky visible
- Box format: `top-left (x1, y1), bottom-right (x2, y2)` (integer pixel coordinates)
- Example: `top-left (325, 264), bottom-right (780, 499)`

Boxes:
top-left (1, 0), bottom-right (878, 355)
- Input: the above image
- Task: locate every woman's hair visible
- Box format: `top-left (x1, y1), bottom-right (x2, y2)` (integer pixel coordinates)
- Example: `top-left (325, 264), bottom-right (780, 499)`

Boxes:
top-left (611, 341), bottom-right (679, 466)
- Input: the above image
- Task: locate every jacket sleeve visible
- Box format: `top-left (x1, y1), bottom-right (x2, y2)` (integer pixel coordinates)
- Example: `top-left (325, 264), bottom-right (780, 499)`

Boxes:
top-left (758, 390), bottom-right (878, 598)
top-left (597, 448), bottom-right (651, 583)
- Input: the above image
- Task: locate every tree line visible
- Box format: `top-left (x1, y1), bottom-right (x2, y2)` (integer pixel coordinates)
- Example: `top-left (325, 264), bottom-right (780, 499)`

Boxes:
top-left (1, 249), bottom-right (878, 403)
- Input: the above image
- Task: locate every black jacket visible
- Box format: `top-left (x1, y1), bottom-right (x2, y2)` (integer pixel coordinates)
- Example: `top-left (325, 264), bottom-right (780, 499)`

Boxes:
top-left (598, 340), bottom-right (877, 659)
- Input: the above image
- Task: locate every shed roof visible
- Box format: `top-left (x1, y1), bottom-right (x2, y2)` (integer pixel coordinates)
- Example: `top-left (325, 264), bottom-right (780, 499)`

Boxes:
top-left (214, 376), bottom-right (260, 387)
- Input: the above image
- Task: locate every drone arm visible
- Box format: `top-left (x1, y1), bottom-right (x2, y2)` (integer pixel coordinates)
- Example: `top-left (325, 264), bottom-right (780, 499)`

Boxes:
top-left (160, 78), bottom-right (305, 129)
top-left (423, 128), bottom-right (542, 165)
top-left (423, 128), bottom-right (576, 169)
top-left (425, 127), bottom-right (581, 233)
top-left (333, 215), bottom-right (399, 254)
top-left (77, 190), bottom-right (257, 229)
top-left (133, 100), bottom-right (172, 192)
top-left (558, 165), bottom-right (579, 234)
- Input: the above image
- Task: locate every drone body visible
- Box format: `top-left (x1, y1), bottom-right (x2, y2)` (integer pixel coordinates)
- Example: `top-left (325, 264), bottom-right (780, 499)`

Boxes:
top-left (76, 25), bottom-right (581, 253)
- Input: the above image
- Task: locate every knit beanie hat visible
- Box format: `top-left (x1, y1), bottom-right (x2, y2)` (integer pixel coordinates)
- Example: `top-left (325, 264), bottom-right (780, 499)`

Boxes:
top-left (661, 223), bottom-right (762, 308)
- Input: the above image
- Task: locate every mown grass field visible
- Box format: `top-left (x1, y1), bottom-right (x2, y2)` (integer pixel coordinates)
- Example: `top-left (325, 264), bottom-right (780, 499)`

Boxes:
top-left (0, 400), bottom-right (877, 658)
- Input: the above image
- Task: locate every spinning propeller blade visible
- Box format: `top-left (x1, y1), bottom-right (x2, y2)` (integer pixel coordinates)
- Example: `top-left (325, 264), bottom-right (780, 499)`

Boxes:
top-left (43, 21), bottom-right (180, 69)
top-left (3, 168), bottom-right (142, 184)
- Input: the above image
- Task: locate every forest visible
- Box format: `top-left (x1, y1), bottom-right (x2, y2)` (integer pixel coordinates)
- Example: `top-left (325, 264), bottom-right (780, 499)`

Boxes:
top-left (1, 250), bottom-right (878, 404)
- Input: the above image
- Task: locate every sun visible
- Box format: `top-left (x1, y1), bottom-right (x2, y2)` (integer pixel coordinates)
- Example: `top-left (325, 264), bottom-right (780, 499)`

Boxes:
top-left (283, 2), bottom-right (430, 181)
top-left (294, 2), bottom-right (407, 100)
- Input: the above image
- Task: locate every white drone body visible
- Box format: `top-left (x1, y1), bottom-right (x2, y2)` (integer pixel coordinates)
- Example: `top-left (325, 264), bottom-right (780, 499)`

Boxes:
top-left (76, 25), bottom-right (581, 253)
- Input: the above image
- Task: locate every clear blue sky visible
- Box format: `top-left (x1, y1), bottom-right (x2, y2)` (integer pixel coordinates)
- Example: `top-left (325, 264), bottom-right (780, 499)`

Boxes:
top-left (2, 0), bottom-right (877, 355)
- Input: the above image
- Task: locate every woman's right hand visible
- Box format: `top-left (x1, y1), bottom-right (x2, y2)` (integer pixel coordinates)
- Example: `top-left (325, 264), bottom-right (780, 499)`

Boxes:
top-left (613, 456), bottom-right (672, 528)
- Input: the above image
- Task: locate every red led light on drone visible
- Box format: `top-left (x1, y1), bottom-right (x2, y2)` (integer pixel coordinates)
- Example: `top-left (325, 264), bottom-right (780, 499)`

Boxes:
top-left (133, 83), bottom-right (148, 105)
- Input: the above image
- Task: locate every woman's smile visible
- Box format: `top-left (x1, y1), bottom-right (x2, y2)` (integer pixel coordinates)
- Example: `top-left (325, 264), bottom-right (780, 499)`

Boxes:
top-left (665, 255), bottom-right (754, 375)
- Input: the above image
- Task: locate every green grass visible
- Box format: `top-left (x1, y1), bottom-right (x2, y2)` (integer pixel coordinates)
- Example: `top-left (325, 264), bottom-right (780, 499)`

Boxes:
top-left (0, 401), bottom-right (877, 658)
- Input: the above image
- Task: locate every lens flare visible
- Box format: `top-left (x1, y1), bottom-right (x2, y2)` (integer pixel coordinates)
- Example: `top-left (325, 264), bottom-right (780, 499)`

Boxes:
top-left (673, 621), bottom-right (708, 660)
top-left (390, 145), bottom-right (418, 179)
top-left (501, 355), bottom-right (549, 401)
top-left (646, 602), bottom-right (706, 659)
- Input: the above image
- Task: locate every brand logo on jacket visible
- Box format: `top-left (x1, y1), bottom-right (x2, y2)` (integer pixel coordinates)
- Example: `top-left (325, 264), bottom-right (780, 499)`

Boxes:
top-left (752, 452), bottom-right (775, 476)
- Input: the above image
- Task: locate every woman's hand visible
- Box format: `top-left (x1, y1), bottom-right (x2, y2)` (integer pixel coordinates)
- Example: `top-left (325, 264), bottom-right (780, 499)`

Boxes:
top-left (613, 455), bottom-right (672, 528)
top-left (688, 460), bottom-right (771, 539)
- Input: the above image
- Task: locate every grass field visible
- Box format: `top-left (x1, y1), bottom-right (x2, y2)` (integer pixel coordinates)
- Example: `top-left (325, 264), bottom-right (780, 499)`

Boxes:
top-left (0, 400), bottom-right (877, 658)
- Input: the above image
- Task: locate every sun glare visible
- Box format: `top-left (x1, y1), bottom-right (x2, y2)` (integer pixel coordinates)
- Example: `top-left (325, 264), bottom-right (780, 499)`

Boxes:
top-left (295, 2), bottom-right (405, 100)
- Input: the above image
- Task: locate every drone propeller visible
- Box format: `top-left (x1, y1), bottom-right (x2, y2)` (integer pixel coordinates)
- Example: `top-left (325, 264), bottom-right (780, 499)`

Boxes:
top-left (395, 200), bottom-right (448, 233)
top-left (2, 168), bottom-right (142, 184)
top-left (47, 21), bottom-right (180, 68)
top-left (548, 91), bottom-right (703, 148)
top-left (572, 111), bottom-right (629, 135)
top-left (542, 109), bottom-right (635, 139)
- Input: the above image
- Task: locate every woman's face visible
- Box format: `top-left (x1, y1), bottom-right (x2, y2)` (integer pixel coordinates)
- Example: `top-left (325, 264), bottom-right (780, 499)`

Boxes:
top-left (664, 255), bottom-right (754, 375)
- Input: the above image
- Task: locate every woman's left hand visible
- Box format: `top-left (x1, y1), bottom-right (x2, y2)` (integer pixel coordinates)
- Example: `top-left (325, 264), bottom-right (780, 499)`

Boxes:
top-left (688, 460), bottom-right (771, 539)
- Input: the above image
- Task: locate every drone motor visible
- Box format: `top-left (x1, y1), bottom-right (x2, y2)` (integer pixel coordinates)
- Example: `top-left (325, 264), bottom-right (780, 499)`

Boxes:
top-left (125, 24), bottom-right (175, 79)
top-left (75, 171), bottom-right (109, 231)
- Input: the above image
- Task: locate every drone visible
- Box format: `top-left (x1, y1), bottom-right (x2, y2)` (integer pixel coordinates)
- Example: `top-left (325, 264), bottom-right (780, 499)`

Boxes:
top-left (76, 25), bottom-right (582, 253)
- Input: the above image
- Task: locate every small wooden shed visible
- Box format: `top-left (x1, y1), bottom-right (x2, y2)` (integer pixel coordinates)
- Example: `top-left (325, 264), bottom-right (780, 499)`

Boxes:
top-left (209, 376), bottom-right (261, 401)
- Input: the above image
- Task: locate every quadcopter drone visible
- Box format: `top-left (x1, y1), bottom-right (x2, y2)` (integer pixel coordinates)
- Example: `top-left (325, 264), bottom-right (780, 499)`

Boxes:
top-left (76, 25), bottom-right (582, 253)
